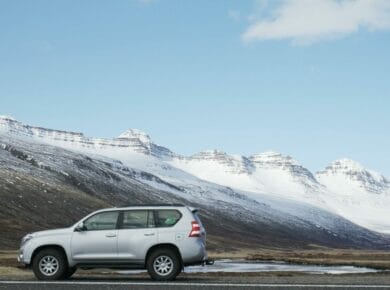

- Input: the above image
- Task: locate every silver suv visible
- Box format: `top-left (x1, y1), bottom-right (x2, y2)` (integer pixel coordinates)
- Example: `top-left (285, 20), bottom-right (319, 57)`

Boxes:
top-left (17, 204), bottom-right (209, 281)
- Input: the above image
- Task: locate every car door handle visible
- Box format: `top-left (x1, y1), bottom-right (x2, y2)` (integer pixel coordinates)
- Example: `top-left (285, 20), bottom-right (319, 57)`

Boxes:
top-left (144, 233), bottom-right (155, 236)
top-left (105, 233), bottom-right (117, 238)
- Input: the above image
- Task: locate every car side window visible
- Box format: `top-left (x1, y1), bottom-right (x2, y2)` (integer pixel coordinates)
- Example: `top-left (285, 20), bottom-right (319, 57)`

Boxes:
top-left (84, 211), bottom-right (119, 231)
top-left (155, 210), bottom-right (182, 227)
top-left (121, 210), bottom-right (155, 229)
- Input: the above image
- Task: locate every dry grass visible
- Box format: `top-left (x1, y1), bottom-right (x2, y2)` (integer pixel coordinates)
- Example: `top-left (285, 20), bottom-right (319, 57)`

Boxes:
top-left (0, 266), bottom-right (32, 279)
top-left (0, 251), bottom-right (19, 268)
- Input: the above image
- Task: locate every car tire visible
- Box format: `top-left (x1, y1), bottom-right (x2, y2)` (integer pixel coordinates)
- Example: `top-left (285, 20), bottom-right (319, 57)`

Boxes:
top-left (146, 248), bottom-right (181, 281)
top-left (32, 248), bottom-right (68, 280)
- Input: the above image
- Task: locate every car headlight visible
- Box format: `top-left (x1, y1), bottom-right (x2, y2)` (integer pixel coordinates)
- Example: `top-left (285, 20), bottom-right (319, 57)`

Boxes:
top-left (21, 233), bottom-right (35, 246)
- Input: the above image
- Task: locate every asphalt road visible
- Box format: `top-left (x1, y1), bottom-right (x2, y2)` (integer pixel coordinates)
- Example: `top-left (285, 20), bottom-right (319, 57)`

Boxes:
top-left (2, 274), bottom-right (390, 290)
top-left (1, 281), bottom-right (390, 290)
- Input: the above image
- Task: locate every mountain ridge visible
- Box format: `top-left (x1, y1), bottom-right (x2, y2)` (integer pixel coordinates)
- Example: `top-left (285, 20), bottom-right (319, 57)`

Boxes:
top-left (1, 115), bottom-right (390, 234)
top-left (2, 115), bottom-right (387, 180)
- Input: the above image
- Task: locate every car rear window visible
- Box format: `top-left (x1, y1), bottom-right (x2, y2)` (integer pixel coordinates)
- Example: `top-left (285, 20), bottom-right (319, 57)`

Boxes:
top-left (154, 210), bottom-right (182, 227)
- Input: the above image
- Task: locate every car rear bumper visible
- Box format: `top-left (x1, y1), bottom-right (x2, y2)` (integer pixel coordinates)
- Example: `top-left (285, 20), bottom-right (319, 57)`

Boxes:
top-left (181, 241), bottom-right (208, 266)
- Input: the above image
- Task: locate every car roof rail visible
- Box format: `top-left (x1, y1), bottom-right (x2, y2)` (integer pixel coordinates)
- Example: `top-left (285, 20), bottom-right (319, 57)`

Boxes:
top-left (118, 203), bottom-right (186, 207)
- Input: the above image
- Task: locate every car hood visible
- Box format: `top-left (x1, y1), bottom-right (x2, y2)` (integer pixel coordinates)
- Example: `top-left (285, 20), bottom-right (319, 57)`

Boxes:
top-left (32, 227), bottom-right (73, 237)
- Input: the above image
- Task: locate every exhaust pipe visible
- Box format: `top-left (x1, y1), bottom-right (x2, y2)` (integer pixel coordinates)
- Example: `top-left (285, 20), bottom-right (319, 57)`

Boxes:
top-left (203, 259), bottom-right (214, 266)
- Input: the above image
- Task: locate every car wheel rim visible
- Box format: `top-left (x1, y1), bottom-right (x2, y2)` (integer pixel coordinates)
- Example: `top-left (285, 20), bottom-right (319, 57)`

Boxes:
top-left (39, 255), bottom-right (59, 276)
top-left (153, 255), bottom-right (174, 276)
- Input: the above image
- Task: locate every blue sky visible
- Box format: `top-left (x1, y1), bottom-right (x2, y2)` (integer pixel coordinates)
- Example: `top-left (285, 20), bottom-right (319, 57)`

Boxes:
top-left (1, 0), bottom-right (390, 175)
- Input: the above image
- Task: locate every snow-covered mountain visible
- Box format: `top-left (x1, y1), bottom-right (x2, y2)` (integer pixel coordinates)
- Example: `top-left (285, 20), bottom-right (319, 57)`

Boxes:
top-left (1, 115), bottom-right (389, 236)
top-left (171, 150), bottom-right (322, 198)
top-left (317, 159), bottom-right (390, 195)
top-left (316, 159), bottom-right (390, 233)
top-left (0, 116), bottom-right (175, 158)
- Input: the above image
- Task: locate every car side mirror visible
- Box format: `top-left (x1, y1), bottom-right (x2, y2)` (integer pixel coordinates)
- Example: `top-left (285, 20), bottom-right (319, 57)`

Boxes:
top-left (75, 222), bottom-right (86, 232)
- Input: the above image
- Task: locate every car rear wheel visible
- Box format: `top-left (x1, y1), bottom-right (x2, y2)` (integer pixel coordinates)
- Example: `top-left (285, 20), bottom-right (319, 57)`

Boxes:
top-left (32, 248), bottom-right (68, 280)
top-left (146, 248), bottom-right (181, 281)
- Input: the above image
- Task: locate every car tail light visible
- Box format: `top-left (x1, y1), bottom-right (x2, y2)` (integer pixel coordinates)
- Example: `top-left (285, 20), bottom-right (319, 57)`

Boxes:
top-left (189, 221), bottom-right (201, 237)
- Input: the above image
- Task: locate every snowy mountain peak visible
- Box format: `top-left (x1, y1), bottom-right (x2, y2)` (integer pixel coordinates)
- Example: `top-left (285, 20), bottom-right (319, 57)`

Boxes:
top-left (191, 149), bottom-right (228, 159)
top-left (168, 149), bottom-right (253, 176)
top-left (0, 116), bottom-right (176, 158)
top-left (257, 150), bottom-right (282, 156)
top-left (0, 115), bottom-right (16, 121)
top-left (0, 115), bottom-right (19, 129)
top-left (249, 151), bottom-right (298, 167)
top-left (0, 116), bottom-right (15, 132)
top-left (317, 159), bottom-right (389, 194)
top-left (249, 151), bottom-right (319, 187)
top-left (0, 115), bottom-right (84, 138)
top-left (118, 129), bottom-right (151, 143)
top-left (328, 158), bottom-right (365, 171)
top-left (188, 150), bottom-right (253, 174)
top-left (318, 158), bottom-right (375, 176)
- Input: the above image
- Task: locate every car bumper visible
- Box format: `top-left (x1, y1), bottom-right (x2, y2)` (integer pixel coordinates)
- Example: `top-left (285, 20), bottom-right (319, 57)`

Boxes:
top-left (17, 250), bottom-right (28, 266)
top-left (182, 242), bottom-right (208, 266)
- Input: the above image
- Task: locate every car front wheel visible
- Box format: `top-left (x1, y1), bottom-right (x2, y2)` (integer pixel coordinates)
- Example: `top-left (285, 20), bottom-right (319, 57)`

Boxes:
top-left (32, 248), bottom-right (68, 280)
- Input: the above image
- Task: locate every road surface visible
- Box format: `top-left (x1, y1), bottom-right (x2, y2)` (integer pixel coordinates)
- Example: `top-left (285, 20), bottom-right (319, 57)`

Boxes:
top-left (2, 273), bottom-right (390, 290)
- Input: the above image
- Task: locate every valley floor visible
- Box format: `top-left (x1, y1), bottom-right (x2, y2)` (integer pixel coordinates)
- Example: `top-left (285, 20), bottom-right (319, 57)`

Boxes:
top-left (2, 248), bottom-right (390, 281)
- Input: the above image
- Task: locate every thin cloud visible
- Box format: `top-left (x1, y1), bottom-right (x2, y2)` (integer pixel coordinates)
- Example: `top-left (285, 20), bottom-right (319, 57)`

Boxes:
top-left (242, 0), bottom-right (390, 45)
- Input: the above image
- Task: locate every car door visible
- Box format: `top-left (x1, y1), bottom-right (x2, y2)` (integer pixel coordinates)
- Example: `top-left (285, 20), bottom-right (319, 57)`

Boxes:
top-left (71, 211), bottom-right (119, 262)
top-left (117, 210), bottom-right (157, 263)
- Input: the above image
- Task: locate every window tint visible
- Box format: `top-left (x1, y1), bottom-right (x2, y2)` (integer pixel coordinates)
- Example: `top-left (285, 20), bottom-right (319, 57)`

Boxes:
top-left (155, 210), bottom-right (182, 227)
top-left (121, 210), bottom-right (154, 229)
top-left (84, 211), bottom-right (119, 231)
